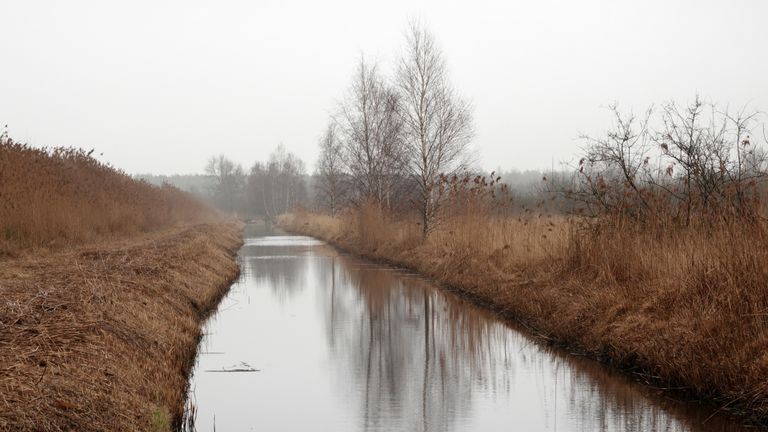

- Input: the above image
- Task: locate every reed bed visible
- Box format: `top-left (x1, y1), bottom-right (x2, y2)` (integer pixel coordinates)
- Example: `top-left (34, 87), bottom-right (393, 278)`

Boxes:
top-left (0, 134), bottom-right (243, 430)
top-left (280, 207), bottom-right (768, 427)
top-left (0, 135), bottom-right (219, 255)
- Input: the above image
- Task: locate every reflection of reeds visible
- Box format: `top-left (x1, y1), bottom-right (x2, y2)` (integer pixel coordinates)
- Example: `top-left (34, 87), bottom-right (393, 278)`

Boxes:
top-left (280, 205), bottom-right (768, 426)
top-left (0, 135), bottom-right (219, 255)
top-left (317, 245), bottom-right (734, 431)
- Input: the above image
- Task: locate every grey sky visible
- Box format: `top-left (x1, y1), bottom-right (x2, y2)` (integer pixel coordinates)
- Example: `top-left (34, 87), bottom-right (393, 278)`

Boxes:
top-left (1, 0), bottom-right (766, 175)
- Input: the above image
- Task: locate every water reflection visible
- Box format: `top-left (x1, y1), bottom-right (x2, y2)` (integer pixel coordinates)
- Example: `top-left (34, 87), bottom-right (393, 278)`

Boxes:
top-left (186, 234), bottom-right (747, 432)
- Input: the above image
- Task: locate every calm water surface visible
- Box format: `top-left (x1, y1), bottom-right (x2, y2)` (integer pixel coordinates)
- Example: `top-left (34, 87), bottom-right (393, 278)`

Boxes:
top-left (185, 228), bottom-right (747, 432)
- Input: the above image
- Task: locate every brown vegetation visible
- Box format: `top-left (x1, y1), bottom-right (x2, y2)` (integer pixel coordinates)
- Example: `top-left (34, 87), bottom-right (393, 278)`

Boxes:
top-left (0, 223), bottom-right (242, 431)
top-left (0, 132), bottom-right (244, 430)
top-left (0, 133), bottom-right (219, 255)
top-left (280, 197), bottom-right (768, 426)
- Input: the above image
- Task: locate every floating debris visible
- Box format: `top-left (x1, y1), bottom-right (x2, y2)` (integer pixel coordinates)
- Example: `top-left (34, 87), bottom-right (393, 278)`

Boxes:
top-left (204, 361), bottom-right (260, 373)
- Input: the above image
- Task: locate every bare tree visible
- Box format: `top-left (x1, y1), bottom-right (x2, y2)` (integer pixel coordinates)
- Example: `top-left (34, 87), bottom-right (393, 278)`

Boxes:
top-left (570, 105), bottom-right (653, 218)
top-left (337, 57), bottom-right (406, 210)
top-left (652, 97), bottom-right (765, 223)
top-left (567, 96), bottom-right (768, 226)
top-left (205, 154), bottom-right (244, 213)
top-left (248, 144), bottom-right (307, 222)
top-left (396, 22), bottom-right (473, 236)
top-left (315, 123), bottom-right (348, 215)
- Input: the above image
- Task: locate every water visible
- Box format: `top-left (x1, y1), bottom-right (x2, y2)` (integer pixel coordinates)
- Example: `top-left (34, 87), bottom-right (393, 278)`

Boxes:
top-left (185, 229), bottom-right (747, 432)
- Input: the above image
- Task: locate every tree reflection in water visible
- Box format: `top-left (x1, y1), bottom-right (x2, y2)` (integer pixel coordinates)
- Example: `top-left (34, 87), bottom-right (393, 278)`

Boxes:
top-left (310, 245), bottom-right (743, 432)
top-left (194, 235), bottom-right (745, 432)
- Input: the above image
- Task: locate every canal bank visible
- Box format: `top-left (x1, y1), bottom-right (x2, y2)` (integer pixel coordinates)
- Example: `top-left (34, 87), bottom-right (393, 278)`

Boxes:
top-left (0, 222), bottom-right (242, 432)
top-left (185, 228), bottom-right (749, 431)
top-left (277, 212), bottom-right (766, 430)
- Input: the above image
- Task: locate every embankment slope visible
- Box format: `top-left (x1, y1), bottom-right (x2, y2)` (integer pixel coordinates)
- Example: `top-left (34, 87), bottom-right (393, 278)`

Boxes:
top-left (0, 222), bottom-right (242, 431)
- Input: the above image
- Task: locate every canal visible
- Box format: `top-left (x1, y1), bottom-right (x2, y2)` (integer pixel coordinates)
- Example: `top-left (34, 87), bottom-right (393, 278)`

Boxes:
top-left (184, 229), bottom-right (745, 431)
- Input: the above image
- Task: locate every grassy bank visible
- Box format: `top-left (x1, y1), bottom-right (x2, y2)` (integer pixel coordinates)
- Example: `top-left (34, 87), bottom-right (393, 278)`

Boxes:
top-left (0, 222), bottom-right (242, 431)
top-left (0, 135), bottom-right (243, 430)
top-left (279, 209), bottom-right (768, 427)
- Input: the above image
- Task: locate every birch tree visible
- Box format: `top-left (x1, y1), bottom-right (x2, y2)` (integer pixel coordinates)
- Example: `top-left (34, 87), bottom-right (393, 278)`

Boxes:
top-left (338, 58), bottom-right (406, 209)
top-left (316, 123), bottom-right (348, 215)
top-left (396, 23), bottom-right (473, 236)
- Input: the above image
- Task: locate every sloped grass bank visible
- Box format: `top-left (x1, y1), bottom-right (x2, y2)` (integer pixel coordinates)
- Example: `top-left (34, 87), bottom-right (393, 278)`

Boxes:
top-left (0, 222), bottom-right (242, 431)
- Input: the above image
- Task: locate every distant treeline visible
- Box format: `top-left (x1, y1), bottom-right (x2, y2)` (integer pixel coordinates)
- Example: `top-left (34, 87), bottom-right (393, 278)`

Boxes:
top-left (139, 144), bottom-right (313, 222)
top-left (137, 165), bottom-right (569, 221)
top-left (135, 174), bottom-right (216, 197)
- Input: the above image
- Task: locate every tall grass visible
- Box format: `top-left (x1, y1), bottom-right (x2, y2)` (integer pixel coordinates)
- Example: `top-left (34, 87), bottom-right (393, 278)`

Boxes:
top-left (0, 134), bottom-right (219, 254)
top-left (565, 218), bottom-right (768, 389)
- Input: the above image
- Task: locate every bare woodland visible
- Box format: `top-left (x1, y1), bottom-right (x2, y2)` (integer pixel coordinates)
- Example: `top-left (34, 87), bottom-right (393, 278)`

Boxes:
top-left (203, 145), bottom-right (307, 222)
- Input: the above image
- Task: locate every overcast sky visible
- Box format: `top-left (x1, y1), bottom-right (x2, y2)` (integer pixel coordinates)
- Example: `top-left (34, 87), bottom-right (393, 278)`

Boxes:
top-left (1, 0), bottom-right (767, 175)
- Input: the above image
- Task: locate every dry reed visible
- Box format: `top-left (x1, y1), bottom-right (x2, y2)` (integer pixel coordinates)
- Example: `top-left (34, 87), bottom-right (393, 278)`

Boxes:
top-left (0, 134), bottom-right (243, 430)
top-left (280, 206), bottom-right (768, 428)
top-left (0, 223), bottom-right (242, 431)
top-left (0, 135), bottom-right (219, 255)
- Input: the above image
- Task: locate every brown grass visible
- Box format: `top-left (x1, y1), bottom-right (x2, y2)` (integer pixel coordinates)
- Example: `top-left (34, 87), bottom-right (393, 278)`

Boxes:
top-left (0, 136), bottom-right (219, 255)
top-left (0, 222), bottom-right (242, 431)
top-left (0, 134), bottom-right (243, 430)
top-left (279, 206), bottom-right (768, 427)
